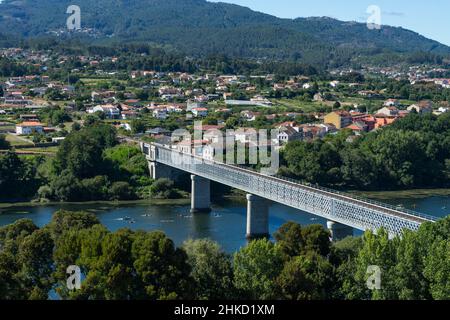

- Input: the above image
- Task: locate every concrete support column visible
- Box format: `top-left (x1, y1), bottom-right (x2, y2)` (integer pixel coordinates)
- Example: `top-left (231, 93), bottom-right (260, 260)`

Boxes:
top-left (327, 220), bottom-right (353, 241)
top-left (246, 194), bottom-right (270, 239)
top-left (148, 162), bottom-right (177, 180)
top-left (191, 175), bottom-right (211, 213)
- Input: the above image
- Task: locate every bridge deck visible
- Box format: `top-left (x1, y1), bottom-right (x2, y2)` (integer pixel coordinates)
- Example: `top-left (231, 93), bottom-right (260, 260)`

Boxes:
top-left (143, 143), bottom-right (438, 236)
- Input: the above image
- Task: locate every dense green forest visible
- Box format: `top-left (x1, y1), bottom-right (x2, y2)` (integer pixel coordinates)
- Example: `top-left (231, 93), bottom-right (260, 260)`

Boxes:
top-left (0, 0), bottom-right (449, 67)
top-left (0, 211), bottom-right (448, 300)
top-left (281, 113), bottom-right (450, 190)
top-left (0, 43), bottom-right (319, 76)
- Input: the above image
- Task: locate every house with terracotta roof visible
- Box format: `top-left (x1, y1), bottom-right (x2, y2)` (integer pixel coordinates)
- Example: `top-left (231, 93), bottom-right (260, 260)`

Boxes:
top-left (16, 121), bottom-right (44, 135)
top-left (374, 116), bottom-right (398, 129)
top-left (345, 122), bottom-right (368, 135)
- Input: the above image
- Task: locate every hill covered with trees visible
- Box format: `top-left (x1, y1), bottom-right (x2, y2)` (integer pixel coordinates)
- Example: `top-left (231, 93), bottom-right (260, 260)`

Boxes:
top-left (0, 0), bottom-right (449, 67)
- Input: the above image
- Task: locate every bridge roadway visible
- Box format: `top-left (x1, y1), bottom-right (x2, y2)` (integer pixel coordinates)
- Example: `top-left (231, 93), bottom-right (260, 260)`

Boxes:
top-left (142, 142), bottom-right (438, 239)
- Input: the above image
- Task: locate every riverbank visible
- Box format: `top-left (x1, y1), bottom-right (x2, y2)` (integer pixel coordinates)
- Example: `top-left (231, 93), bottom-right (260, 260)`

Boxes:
top-left (0, 198), bottom-right (191, 210)
top-left (350, 188), bottom-right (450, 201)
top-left (2, 188), bottom-right (448, 211)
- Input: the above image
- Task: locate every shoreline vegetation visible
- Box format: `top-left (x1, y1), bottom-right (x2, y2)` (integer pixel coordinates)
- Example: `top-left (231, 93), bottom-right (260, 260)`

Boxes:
top-left (0, 198), bottom-right (190, 210)
top-left (0, 188), bottom-right (449, 211)
top-left (350, 188), bottom-right (450, 200)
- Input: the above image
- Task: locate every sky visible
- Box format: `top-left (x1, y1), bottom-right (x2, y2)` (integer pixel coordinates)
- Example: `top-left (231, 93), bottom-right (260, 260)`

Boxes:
top-left (210, 0), bottom-right (450, 46)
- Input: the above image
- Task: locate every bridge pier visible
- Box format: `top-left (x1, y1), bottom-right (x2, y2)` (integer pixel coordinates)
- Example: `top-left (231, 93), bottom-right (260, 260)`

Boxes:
top-left (327, 221), bottom-right (353, 241)
top-left (246, 194), bottom-right (270, 239)
top-left (148, 161), bottom-right (179, 180)
top-left (191, 175), bottom-right (211, 213)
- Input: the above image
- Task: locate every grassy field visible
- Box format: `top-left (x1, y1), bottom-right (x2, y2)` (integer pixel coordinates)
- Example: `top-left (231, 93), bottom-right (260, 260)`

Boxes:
top-left (273, 99), bottom-right (325, 112)
top-left (5, 134), bottom-right (34, 147)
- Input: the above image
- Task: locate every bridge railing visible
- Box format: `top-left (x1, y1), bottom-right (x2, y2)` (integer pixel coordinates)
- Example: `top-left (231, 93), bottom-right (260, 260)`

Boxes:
top-left (231, 163), bottom-right (437, 223)
top-left (270, 173), bottom-right (438, 222)
top-left (146, 143), bottom-right (438, 224)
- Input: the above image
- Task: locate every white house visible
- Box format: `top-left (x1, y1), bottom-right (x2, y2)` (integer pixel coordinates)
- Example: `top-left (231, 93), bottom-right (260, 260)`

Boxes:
top-left (191, 107), bottom-right (208, 117)
top-left (329, 81), bottom-right (340, 88)
top-left (383, 99), bottom-right (400, 107)
top-left (438, 106), bottom-right (449, 113)
top-left (277, 127), bottom-right (303, 145)
top-left (16, 122), bottom-right (44, 135)
top-left (88, 105), bottom-right (121, 119)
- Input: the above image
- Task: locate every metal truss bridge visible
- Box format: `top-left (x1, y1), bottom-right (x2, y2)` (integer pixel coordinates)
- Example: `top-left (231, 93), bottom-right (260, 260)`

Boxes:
top-left (142, 142), bottom-right (438, 237)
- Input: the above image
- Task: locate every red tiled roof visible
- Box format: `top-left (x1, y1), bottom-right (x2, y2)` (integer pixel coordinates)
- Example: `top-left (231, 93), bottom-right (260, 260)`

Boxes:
top-left (17, 121), bottom-right (43, 127)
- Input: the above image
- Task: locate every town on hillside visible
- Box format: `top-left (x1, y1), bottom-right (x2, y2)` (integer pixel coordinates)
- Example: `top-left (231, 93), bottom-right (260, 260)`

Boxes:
top-left (1, 47), bottom-right (449, 157)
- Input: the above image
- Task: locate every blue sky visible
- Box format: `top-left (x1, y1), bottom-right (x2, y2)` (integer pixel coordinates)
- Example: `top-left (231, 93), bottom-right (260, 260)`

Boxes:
top-left (210, 0), bottom-right (450, 46)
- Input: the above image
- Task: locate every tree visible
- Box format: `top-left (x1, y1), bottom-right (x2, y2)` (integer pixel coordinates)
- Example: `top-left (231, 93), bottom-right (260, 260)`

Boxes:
top-left (0, 219), bottom-right (52, 300)
top-left (424, 240), bottom-right (450, 299)
top-left (233, 239), bottom-right (284, 299)
top-left (150, 178), bottom-right (179, 199)
top-left (53, 224), bottom-right (109, 299)
top-left (183, 239), bottom-right (235, 300)
top-left (74, 229), bottom-right (138, 300)
top-left (417, 217), bottom-right (450, 300)
top-left (0, 134), bottom-right (9, 150)
top-left (16, 229), bottom-right (54, 299)
top-left (0, 152), bottom-right (26, 197)
top-left (132, 231), bottom-right (194, 300)
top-left (274, 222), bottom-right (331, 258)
top-left (274, 222), bottom-right (304, 258)
top-left (49, 170), bottom-right (81, 201)
top-left (130, 119), bottom-right (146, 134)
top-left (393, 230), bottom-right (431, 300)
top-left (55, 133), bottom-right (104, 179)
top-left (277, 252), bottom-right (334, 300)
top-left (301, 225), bottom-right (331, 257)
top-left (109, 181), bottom-right (134, 200)
top-left (46, 210), bottom-right (101, 240)
top-left (352, 229), bottom-right (399, 300)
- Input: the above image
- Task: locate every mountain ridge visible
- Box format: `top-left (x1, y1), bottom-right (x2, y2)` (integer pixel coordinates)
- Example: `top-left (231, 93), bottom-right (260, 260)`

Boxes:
top-left (0, 0), bottom-right (448, 66)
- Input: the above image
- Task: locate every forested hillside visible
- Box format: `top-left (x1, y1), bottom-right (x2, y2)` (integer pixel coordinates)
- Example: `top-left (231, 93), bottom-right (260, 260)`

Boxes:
top-left (0, 0), bottom-right (449, 67)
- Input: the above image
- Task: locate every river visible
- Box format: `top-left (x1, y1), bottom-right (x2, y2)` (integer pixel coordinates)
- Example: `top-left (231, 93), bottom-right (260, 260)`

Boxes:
top-left (0, 196), bottom-right (448, 253)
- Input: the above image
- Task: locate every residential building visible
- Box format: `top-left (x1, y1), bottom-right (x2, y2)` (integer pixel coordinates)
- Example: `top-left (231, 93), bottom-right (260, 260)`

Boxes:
top-left (277, 126), bottom-right (303, 144)
top-left (16, 121), bottom-right (44, 135)
top-left (88, 105), bottom-right (121, 119)
top-left (376, 106), bottom-right (400, 117)
top-left (407, 100), bottom-right (433, 114)
top-left (383, 99), bottom-right (400, 107)
top-left (191, 107), bottom-right (208, 117)
top-left (324, 111), bottom-right (353, 130)
top-left (345, 122), bottom-right (369, 135)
